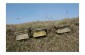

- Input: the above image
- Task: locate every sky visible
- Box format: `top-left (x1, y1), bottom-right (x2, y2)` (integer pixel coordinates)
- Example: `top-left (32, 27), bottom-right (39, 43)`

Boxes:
top-left (6, 3), bottom-right (79, 24)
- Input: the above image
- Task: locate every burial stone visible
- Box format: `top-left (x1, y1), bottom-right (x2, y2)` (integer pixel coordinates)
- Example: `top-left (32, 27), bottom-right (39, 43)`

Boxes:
top-left (32, 29), bottom-right (47, 38)
top-left (55, 27), bottom-right (71, 34)
top-left (16, 34), bottom-right (29, 40)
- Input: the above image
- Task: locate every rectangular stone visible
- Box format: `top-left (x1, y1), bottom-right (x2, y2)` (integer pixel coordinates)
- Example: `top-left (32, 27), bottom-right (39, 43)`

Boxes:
top-left (16, 34), bottom-right (29, 40)
top-left (33, 30), bottom-right (46, 37)
top-left (56, 27), bottom-right (71, 34)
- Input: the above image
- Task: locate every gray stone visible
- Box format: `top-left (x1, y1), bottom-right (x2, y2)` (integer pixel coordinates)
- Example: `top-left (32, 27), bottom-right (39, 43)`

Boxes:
top-left (54, 25), bottom-right (70, 29)
top-left (55, 27), bottom-right (71, 34)
top-left (16, 34), bottom-right (29, 40)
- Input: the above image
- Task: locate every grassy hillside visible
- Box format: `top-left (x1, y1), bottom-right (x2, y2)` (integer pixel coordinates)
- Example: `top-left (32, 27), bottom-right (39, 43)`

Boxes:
top-left (6, 17), bottom-right (79, 52)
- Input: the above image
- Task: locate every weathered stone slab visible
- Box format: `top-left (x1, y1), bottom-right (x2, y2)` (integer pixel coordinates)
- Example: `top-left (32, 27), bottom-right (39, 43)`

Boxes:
top-left (54, 25), bottom-right (70, 29)
top-left (55, 27), bottom-right (71, 34)
top-left (16, 34), bottom-right (29, 40)
top-left (32, 28), bottom-right (47, 38)
top-left (33, 30), bottom-right (46, 37)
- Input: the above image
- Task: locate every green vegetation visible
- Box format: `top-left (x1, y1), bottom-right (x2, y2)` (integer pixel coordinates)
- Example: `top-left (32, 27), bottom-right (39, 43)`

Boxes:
top-left (6, 17), bottom-right (79, 52)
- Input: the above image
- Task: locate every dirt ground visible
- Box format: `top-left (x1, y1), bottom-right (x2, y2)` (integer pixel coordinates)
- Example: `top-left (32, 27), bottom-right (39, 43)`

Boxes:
top-left (6, 18), bottom-right (79, 52)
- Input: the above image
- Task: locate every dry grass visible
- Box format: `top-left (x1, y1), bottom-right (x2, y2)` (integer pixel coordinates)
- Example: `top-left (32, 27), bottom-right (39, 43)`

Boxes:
top-left (6, 17), bottom-right (79, 52)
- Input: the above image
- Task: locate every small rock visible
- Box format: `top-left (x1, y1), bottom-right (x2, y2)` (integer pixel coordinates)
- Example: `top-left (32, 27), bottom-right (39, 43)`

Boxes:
top-left (14, 32), bottom-right (19, 36)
